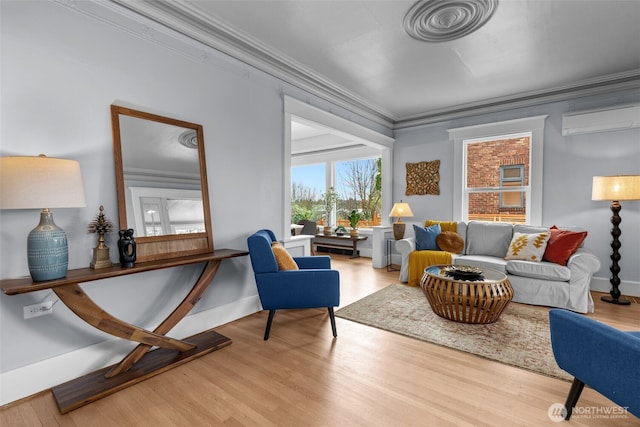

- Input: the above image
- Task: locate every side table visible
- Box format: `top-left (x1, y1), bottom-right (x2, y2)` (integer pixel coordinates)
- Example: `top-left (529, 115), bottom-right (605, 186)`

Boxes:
top-left (386, 238), bottom-right (400, 272)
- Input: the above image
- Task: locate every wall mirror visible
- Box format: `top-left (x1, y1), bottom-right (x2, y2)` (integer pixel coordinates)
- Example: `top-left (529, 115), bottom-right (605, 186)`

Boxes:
top-left (111, 105), bottom-right (213, 262)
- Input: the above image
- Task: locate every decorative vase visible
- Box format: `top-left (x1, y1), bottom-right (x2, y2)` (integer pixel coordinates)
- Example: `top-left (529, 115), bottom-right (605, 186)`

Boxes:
top-left (118, 229), bottom-right (137, 268)
top-left (350, 229), bottom-right (359, 237)
top-left (323, 226), bottom-right (332, 235)
top-left (27, 210), bottom-right (68, 281)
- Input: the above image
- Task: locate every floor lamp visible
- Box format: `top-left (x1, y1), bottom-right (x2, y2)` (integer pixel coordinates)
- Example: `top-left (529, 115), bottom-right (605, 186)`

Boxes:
top-left (592, 175), bottom-right (640, 305)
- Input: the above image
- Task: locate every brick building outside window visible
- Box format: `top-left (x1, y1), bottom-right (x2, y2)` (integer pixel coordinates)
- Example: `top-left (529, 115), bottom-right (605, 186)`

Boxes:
top-left (466, 136), bottom-right (530, 223)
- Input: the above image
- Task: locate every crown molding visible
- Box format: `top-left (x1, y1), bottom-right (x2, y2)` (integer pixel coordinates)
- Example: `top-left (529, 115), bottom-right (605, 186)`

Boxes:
top-left (108, 0), bottom-right (397, 128)
top-left (394, 70), bottom-right (640, 129)
top-left (73, 1), bottom-right (640, 131)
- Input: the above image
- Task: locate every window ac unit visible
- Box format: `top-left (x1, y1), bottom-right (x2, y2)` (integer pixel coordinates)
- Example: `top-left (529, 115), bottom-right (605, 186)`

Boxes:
top-left (562, 104), bottom-right (640, 136)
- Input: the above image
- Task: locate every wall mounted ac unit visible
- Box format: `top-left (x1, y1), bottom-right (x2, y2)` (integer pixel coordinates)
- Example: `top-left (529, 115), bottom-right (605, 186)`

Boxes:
top-left (562, 104), bottom-right (640, 136)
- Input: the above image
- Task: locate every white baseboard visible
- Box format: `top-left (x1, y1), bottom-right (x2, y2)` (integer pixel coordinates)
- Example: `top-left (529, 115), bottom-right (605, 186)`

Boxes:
top-left (0, 295), bottom-right (262, 407)
top-left (590, 276), bottom-right (640, 297)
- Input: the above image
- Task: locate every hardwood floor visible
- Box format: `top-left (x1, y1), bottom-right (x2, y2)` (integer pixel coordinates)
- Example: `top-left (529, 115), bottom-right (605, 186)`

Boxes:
top-left (2, 254), bottom-right (639, 426)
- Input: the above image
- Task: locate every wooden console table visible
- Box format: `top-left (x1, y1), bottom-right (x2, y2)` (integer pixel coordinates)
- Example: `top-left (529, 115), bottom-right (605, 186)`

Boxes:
top-left (313, 234), bottom-right (368, 259)
top-left (0, 249), bottom-right (248, 413)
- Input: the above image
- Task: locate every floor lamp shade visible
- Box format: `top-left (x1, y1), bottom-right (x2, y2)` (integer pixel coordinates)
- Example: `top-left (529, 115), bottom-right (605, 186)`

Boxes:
top-left (591, 175), bottom-right (640, 305)
top-left (389, 202), bottom-right (414, 240)
top-left (0, 156), bottom-right (86, 281)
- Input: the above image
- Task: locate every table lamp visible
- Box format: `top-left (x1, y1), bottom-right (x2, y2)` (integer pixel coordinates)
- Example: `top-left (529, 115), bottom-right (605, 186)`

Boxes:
top-left (0, 155), bottom-right (86, 282)
top-left (389, 201), bottom-right (414, 240)
top-left (591, 175), bottom-right (640, 305)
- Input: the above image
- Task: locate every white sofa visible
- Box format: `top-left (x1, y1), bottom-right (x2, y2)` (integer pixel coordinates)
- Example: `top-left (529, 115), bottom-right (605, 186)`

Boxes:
top-left (397, 221), bottom-right (600, 313)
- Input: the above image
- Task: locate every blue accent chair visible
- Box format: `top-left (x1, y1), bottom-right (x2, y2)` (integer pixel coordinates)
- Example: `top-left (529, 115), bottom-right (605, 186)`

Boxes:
top-left (549, 309), bottom-right (640, 420)
top-left (247, 229), bottom-right (340, 340)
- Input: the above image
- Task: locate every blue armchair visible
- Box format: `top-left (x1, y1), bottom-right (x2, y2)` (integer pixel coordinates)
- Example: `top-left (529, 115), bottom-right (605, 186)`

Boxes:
top-left (549, 309), bottom-right (640, 420)
top-left (247, 229), bottom-right (340, 340)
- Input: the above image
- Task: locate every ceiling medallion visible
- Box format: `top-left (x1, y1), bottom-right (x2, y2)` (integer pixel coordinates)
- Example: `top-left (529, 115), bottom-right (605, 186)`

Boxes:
top-left (403, 0), bottom-right (499, 42)
top-left (178, 130), bottom-right (198, 149)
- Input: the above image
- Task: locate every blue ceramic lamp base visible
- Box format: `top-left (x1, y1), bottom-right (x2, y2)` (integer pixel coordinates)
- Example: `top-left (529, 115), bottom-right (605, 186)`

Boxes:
top-left (27, 209), bottom-right (68, 282)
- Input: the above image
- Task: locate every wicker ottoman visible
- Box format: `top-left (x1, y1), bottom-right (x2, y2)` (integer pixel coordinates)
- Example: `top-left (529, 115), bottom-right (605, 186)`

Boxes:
top-left (419, 265), bottom-right (513, 324)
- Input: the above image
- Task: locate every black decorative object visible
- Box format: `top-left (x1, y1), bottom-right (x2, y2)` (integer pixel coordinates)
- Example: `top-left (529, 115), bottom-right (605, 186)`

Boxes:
top-left (118, 229), bottom-right (136, 268)
top-left (443, 265), bottom-right (485, 281)
top-left (601, 202), bottom-right (629, 305)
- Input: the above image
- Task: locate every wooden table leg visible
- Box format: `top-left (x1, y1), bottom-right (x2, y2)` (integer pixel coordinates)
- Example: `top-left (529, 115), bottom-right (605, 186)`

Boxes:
top-left (53, 285), bottom-right (195, 352)
top-left (350, 239), bottom-right (359, 258)
top-left (105, 260), bottom-right (221, 377)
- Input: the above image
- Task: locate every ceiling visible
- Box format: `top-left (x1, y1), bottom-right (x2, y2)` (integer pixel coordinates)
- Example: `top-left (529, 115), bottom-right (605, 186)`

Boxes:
top-left (114, 0), bottom-right (640, 130)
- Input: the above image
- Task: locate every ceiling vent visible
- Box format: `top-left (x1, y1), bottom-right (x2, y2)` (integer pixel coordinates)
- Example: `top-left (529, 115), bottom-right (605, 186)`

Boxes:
top-left (403, 0), bottom-right (499, 42)
top-left (562, 104), bottom-right (640, 136)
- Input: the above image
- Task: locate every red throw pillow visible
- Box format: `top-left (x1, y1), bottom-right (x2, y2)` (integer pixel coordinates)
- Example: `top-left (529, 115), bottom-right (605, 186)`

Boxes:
top-left (543, 225), bottom-right (587, 266)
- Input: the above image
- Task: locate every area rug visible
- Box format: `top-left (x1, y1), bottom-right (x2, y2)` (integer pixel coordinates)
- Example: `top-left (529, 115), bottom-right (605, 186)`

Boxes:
top-left (336, 284), bottom-right (570, 381)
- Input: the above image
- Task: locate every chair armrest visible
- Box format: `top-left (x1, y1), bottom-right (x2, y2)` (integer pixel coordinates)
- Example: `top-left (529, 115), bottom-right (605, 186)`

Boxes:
top-left (294, 255), bottom-right (331, 269)
top-left (549, 309), bottom-right (640, 416)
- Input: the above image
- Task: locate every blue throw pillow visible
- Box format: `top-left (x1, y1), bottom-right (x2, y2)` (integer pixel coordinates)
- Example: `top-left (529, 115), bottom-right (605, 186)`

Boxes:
top-left (414, 223), bottom-right (441, 250)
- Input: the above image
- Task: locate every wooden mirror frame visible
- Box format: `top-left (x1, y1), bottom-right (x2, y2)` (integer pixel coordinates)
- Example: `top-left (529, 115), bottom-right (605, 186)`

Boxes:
top-left (111, 105), bottom-right (213, 262)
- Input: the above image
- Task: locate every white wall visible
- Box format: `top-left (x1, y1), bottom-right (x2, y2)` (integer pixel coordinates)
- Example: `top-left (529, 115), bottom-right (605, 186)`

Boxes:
top-left (393, 90), bottom-right (640, 296)
top-left (0, 0), bottom-right (390, 404)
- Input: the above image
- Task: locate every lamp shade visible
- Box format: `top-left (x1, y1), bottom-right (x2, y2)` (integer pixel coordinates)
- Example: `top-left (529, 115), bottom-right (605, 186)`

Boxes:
top-left (0, 156), bottom-right (86, 209)
top-left (592, 175), bottom-right (640, 201)
top-left (389, 202), bottom-right (414, 218)
top-left (0, 155), bottom-right (86, 281)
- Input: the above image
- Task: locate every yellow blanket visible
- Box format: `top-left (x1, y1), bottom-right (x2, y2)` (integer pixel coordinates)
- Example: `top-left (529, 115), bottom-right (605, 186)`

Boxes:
top-left (408, 250), bottom-right (452, 286)
top-left (407, 220), bottom-right (458, 286)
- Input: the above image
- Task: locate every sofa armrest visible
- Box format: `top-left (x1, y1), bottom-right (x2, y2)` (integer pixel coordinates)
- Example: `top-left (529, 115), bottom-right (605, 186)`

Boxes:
top-left (396, 237), bottom-right (416, 255)
top-left (565, 248), bottom-right (601, 313)
top-left (396, 238), bottom-right (416, 282)
top-left (567, 248), bottom-right (601, 276)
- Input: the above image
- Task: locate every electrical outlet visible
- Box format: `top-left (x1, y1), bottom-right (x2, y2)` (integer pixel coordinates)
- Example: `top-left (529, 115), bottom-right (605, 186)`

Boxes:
top-left (23, 300), bottom-right (54, 319)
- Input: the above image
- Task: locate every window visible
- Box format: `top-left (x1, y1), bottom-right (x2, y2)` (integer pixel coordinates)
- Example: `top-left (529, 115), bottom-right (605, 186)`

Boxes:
top-left (291, 163), bottom-right (325, 224)
top-left (465, 135), bottom-right (530, 223)
top-left (499, 165), bottom-right (524, 208)
top-left (448, 116), bottom-right (547, 225)
top-left (290, 158), bottom-right (382, 228)
top-left (283, 96), bottom-right (394, 239)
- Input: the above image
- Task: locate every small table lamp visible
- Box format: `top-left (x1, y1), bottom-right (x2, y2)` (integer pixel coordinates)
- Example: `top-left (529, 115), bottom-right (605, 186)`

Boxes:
top-left (592, 175), bottom-right (640, 305)
top-left (0, 155), bottom-right (86, 282)
top-left (389, 201), bottom-right (414, 240)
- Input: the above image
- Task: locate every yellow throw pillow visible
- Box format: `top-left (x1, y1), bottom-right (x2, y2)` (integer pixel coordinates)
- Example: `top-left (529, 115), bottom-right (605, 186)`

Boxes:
top-left (271, 243), bottom-right (299, 270)
top-left (505, 231), bottom-right (550, 262)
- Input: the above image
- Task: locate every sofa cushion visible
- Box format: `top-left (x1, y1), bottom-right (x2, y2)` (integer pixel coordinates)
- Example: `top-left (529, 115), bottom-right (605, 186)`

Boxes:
top-left (513, 224), bottom-right (548, 234)
top-left (454, 255), bottom-right (507, 274)
top-left (543, 226), bottom-right (588, 266)
top-left (436, 231), bottom-right (464, 253)
top-left (271, 243), bottom-right (299, 270)
top-left (505, 231), bottom-right (550, 262)
top-left (465, 221), bottom-right (513, 258)
top-left (414, 223), bottom-right (441, 250)
top-left (506, 260), bottom-right (571, 281)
